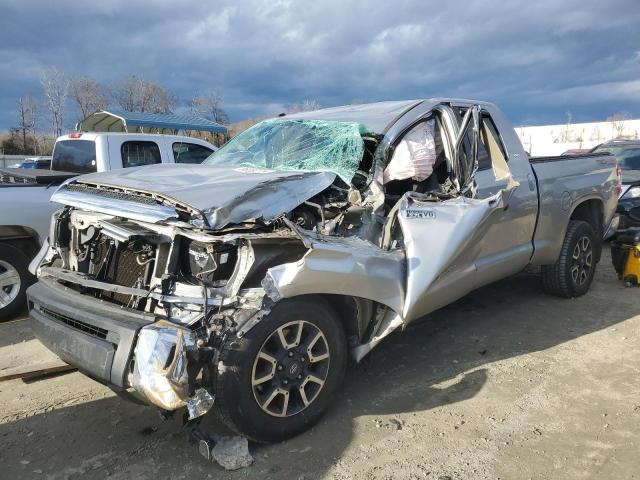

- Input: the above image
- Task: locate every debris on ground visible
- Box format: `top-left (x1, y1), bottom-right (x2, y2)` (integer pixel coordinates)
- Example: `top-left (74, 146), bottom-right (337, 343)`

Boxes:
top-left (199, 435), bottom-right (254, 470)
top-left (388, 418), bottom-right (403, 430)
top-left (0, 359), bottom-right (75, 382)
top-left (186, 389), bottom-right (215, 420)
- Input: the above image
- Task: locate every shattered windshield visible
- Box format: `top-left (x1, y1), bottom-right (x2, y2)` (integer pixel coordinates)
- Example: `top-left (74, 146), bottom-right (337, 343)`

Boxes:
top-left (204, 118), bottom-right (366, 183)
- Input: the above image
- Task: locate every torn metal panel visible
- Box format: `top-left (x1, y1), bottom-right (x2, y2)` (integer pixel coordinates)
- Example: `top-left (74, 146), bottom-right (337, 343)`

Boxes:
top-left (203, 171), bottom-right (336, 230)
top-left (263, 232), bottom-right (405, 314)
top-left (57, 165), bottom-right (337, 229)
top-left (352, 308), bottom-right (403, 362)
top-left (37, 266), bottom-right (243, 309)
top-left (51, 188), bottom-right (179, 224)
top-left (399, 181), bottom-right (517, 321)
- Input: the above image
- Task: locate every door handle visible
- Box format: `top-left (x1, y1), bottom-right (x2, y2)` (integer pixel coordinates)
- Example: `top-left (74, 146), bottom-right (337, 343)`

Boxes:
top-left (527, 174), bottom-right (536, 191)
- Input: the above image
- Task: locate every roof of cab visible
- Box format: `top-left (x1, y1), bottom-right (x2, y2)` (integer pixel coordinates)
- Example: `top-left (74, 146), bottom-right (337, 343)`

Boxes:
top-left (283, 98), bottom-right (493, 134)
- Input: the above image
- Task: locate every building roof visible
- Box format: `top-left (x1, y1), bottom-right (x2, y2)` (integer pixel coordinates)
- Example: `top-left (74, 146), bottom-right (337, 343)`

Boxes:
top-left (76, 109), bottom-right (227, 134)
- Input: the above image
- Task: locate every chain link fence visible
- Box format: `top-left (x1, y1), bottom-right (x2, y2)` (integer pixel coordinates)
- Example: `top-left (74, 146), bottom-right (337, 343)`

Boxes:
top-left (0, 155), bottom-right (29, 168)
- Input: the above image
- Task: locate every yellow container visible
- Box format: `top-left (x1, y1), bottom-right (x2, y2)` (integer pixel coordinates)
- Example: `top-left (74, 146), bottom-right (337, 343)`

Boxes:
top-left (623, 245), bottom-right (640, 286)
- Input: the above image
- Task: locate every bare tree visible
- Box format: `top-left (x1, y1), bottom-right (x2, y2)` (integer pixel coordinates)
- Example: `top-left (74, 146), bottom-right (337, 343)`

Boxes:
top-left (16, 96), bottom-right (39, 153)
top-left (110, 75), bottom-right (176, 113)
top-left (41, 67), bottom-right (70, 137)
top-left (286, 99), bottom-right (321, 114)
top-left (189, 90), bottom-right (229, 125)
top-left (140, 80), bottom-right (176, 114)
top-left (110, 75), bottom-right (142, 112)
top-left (562, 111), bottom-right (572, 142)
top-left (606, 111), bottom-right (632, 139)
top-left (72, 76), bottom-right (109, 121)
top-left (189, 90), bottom-right (229, 146)
top-left (302, 99), bottom-right (321, 112)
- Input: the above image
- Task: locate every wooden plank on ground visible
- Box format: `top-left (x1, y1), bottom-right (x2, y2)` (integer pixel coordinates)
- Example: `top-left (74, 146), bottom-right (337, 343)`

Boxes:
top-left (0, 359), bottom-right (76, 382)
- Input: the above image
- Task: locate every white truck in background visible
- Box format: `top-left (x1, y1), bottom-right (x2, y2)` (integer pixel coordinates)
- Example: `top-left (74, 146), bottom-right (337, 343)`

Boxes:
top-left (51, 132), bottom-right (216, 173)
top-left (0, 132), bottom-right (216, 320)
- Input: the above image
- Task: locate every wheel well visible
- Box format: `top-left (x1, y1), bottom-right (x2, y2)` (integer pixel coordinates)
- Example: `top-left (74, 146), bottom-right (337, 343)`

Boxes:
top-left (0, 225), bottom-right (41, 258)
top-left (570, 200), bottom-right (603, 236)
top-left (569, 199), bottom-right (604, 261)
top-left (315, 294), bottom-right (375, 345)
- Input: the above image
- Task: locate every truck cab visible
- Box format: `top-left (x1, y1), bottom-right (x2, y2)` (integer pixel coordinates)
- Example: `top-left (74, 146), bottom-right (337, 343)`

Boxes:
top-left (51, 132), bottom-right (216, 174)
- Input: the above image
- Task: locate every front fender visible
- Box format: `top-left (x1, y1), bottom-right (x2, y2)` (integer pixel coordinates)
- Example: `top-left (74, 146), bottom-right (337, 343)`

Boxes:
top-left (263, 236), bottom-right (405, 315)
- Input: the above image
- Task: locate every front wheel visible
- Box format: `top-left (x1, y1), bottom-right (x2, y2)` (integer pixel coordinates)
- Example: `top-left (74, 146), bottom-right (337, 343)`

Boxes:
top-left (0, 244), bottom-right (34, 321)
top-left (542, 220), bottom-right (598, 298)
top-left (213, 296), bottom-right (347, 443)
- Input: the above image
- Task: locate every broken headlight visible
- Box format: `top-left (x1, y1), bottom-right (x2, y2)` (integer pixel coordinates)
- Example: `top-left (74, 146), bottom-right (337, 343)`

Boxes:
top-left (183, 240), bottom-right (237, 286)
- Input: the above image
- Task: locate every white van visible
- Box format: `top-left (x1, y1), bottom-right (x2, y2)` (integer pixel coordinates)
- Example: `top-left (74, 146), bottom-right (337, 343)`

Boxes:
top-left (51, 132), bottom-right (216, 174)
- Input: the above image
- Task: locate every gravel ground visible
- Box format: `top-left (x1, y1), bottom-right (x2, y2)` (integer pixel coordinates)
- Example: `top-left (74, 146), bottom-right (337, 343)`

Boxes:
top-left (0, 248), bottom-right (639, 479)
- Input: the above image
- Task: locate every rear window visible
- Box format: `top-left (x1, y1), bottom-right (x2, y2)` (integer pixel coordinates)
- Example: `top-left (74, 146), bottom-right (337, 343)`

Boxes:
top-left (121, 141), bottom-right (161, 168)
top-left (51, 140), bottom-right (97, 173)
top-left (172, 142), bottom-right (214, 164)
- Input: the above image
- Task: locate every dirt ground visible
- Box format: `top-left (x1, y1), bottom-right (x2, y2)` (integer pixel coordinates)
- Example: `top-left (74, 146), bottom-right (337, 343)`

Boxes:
top-left (1, 248), bottom-right (639, 480)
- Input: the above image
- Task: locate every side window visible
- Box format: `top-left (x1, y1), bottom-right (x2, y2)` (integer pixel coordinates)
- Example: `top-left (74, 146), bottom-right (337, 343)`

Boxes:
top-left (476, 129), bottom-right (492, 171)
top-left (452, 105), bottom-right (479, 179)
top-left (453, 106), bottom-right (480, 190)
top-left (479, 114), bottom-right (509, 179)
top-left (172, 142), bottom-right (214, 164)
top-left (120, 141), bottom-right (161, 168)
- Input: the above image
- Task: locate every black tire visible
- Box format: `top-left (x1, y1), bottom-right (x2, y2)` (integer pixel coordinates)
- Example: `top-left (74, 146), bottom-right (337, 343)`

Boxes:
top-left (213, 296), bottom-right (347, 443)
top-left (0, 243), bottom-right (34, 321)
top-left (541, 220), bottom-right (598, 298)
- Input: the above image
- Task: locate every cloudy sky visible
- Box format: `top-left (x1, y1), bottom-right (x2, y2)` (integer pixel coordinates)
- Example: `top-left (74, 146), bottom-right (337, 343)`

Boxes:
top-left (0, 0), bottom-right (638, 132)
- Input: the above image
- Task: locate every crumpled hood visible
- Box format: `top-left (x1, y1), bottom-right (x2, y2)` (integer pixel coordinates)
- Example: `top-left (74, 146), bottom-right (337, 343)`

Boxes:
top-left (56, 164), bottom-right (337, 229)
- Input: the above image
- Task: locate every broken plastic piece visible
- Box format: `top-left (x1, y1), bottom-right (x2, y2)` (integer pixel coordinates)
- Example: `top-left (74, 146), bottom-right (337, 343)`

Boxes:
top-left (187, 388), bottom-right (215, 420)
top-left (198, 439), bottom-right (214, 461)
top-left (131, 321), bottom-right (196, 411)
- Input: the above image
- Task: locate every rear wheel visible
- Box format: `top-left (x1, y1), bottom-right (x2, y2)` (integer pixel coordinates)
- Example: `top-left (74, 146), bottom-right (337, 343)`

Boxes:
top-left (541, 220), bottom-right (597, 298)
top-left (0, 244), bottom-right (34, 321)
top-left (213, 297), bottom-right (347, 443)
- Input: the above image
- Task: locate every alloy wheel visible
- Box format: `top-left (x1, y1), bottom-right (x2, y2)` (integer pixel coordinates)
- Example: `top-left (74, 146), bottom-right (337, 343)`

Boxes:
top-left (571, 235), bottom-right (592, 286)
top-left (0, 260), bottom-right (21, 309)
top-left (251, 320), bottom-right (330, 417)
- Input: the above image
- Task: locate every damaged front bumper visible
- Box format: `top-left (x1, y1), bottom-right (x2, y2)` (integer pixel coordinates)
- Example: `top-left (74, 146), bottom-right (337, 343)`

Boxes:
top-left (27, 278), bottom-right (215, 417)
top-left (28, 278), bottom-right (152, 388)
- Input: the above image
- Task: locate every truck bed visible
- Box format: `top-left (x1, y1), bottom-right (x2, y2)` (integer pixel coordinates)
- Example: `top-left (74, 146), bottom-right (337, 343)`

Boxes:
top-left (0, 168), bottom-right (77, 186)
top-left (529, 152), bottom-right (611, 164)
top-left (529, 152), bottom-right (618, 265)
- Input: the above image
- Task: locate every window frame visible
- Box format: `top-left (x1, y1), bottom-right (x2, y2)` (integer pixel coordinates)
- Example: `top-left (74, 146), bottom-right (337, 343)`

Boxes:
top-left (172, 141), bottom-right (214, 164)
top-left (479, 112), bottom-right (509, 166)
top-left (120, 140), bottom-right (162, 169)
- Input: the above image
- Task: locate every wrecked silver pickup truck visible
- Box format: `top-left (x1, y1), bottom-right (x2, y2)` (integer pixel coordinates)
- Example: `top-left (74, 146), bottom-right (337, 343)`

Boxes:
top-left (27, 99), bottom-right (619, 442)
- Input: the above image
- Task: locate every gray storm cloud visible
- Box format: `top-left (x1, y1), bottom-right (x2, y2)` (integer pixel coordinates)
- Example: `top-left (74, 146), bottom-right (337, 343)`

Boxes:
top-left (0, 0), bottom-right (638, 130)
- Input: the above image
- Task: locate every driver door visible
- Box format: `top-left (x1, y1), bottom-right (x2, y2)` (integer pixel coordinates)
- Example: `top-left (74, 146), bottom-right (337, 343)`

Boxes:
top-left (398, 105), bottom-right (497, 322)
